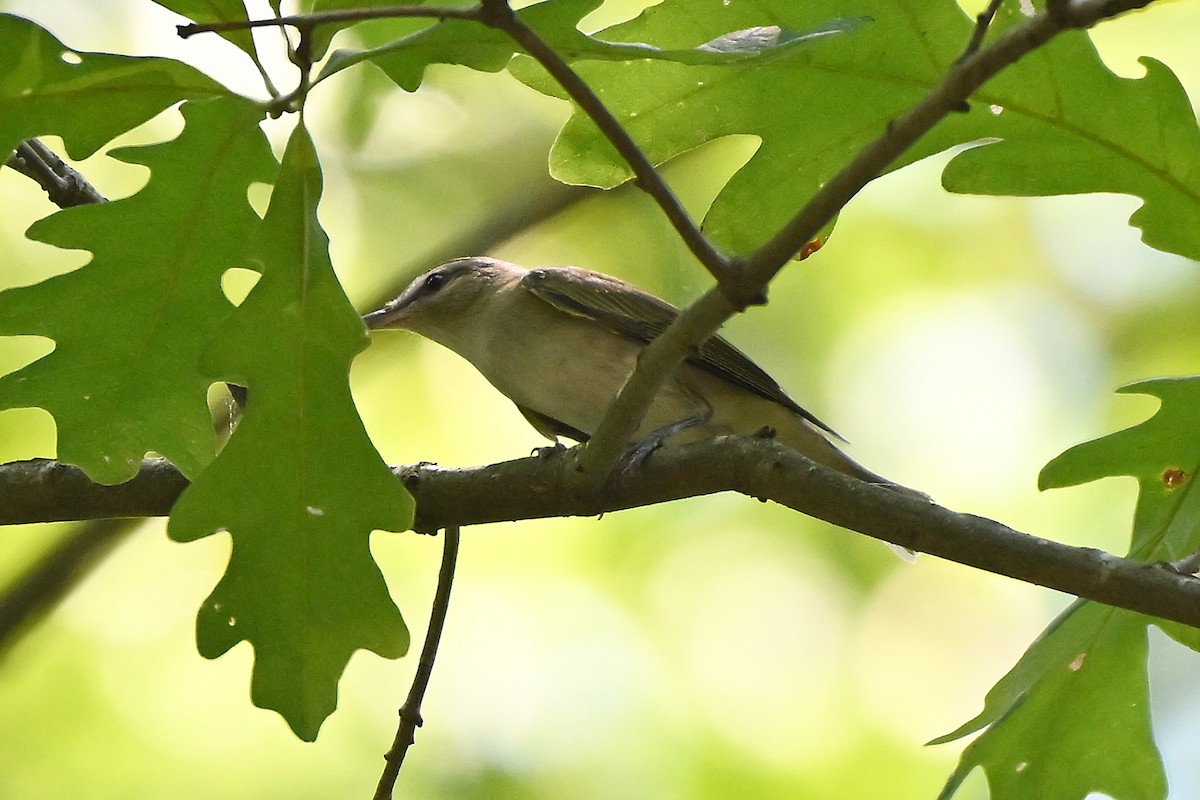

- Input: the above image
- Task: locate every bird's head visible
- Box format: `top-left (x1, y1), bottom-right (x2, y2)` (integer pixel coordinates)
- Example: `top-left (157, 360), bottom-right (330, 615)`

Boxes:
top-left (363, 256), bottom-right (522, 339)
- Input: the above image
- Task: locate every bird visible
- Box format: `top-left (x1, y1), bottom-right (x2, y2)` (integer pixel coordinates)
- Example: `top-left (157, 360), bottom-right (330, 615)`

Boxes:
top-left (364, 256), bottom-right (907, 491)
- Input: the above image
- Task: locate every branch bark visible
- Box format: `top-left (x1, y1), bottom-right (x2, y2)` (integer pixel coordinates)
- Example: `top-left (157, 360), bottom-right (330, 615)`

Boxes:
top-left (3, 446), bottom-right (1199, 629)
top-left (580, 0), bottom-right (1164, 473)
top-left (5, 139), bottom-right (107, 206)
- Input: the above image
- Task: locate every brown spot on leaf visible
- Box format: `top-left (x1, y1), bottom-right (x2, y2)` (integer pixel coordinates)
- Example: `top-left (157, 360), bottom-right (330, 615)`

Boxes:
top-left (1163, 468), bottom-right (1188, 489)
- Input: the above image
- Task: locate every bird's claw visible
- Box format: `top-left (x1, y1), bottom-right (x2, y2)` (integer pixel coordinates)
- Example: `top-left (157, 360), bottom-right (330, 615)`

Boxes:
top-left (532, 442), bottom-right (568, 459)
top-left (617, 415), bottom-right (705, 474)
top-left (619, 435), bottom-right (666, 473)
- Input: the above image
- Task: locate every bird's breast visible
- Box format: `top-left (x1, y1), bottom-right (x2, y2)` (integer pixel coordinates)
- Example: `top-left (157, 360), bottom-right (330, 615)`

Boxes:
top-left (478, 304), bottom-right (646, 437)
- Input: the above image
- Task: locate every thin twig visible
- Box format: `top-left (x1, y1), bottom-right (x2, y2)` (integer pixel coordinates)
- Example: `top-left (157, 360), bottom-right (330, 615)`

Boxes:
top-left (374, 526), bottom-right (461, 800)
top-left (958, 0), bottom-right (1006, 62)
top-left (1169, 546), bottom-right (1200, 576)
top-left (477, 0), bottom-right (731, 280)
top-left (176, 6), bottom-right (480, 39)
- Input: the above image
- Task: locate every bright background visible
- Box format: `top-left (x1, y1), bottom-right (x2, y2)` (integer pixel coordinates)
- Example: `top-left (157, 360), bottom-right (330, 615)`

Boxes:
top-left (1, 0), bottom-right (1200, 798)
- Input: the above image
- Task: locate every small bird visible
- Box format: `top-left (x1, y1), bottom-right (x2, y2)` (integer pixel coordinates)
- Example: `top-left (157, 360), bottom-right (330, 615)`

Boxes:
top-left (364, 256), bottom-right (903, 489)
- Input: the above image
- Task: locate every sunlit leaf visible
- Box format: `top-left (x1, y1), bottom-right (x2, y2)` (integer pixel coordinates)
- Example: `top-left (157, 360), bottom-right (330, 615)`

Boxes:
top-left (939, 378), bottom-right (1200, 798)
top-left (1040, 377), bottom-right (1200, 560)
top-left (0, 96), bottom-right (274, 483)
top-left (515, 0), bottom-right (1200, 260)
top-left (937, 603), bottom-right (1164, 800)
top-left (318, 0), bottom-right (855, 88)
top-left (0, 13), bottom-right (228, 160)
top-left (167, 124), bottom-right (414, 741)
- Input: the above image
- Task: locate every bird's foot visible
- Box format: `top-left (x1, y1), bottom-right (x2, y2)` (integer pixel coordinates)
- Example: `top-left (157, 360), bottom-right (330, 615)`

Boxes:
top-left (618, 415), bottom-right (706, 474)
top-left (531, 441), bottom-right (569, 459)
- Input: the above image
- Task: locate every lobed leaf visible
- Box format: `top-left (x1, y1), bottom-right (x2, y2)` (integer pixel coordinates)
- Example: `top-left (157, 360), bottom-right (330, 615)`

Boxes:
top-left (0, 96), bottom-right (275, 483)
top-left (937, 603), bottom-right (1165, 800)
top-left (940, 378), bottom-right (1200, 797)
top-left (512, 0), bottom-right (1200, 260)
top-left (0, 13), bottom-right (228, 160)
top-left (317, 0), bottom-right (853, 89)
top-left (1041, 377), bottom-right (1200, 560)
top-left (167, 124), bottom-right (414, 741)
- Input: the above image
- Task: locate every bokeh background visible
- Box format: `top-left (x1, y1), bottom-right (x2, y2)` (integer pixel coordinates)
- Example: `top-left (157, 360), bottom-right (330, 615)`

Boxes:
top-left (2, 0), bottom-right (1200, 797)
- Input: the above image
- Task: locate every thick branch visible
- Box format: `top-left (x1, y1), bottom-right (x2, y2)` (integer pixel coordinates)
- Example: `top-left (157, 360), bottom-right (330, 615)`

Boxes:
top-left (4, 446), bottom-right (1200, 629)
top-left (0, 458), bottom-right (186, 524)
top-left (579, 0), bottom-right (1163, 474)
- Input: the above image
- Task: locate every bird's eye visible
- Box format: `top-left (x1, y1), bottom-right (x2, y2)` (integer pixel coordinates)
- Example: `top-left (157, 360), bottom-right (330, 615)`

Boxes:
top-left (423, 271), bottom-right (448, 293)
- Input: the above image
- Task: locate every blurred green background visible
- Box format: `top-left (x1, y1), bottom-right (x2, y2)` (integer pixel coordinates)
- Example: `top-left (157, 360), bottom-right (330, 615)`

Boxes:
top-left (2, 0), bottom-right (1200, 797)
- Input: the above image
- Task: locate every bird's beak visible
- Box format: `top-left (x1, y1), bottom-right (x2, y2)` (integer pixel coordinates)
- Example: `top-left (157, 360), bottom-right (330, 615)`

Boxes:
top-left (362, 300), bottom-right (405, 330)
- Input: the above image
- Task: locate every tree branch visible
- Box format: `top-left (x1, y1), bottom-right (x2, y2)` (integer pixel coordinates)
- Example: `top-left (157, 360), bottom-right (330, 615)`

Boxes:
top-left (374, 525), bottom-right (460, 800)
top-left (579, 287), bottom-right (735, 473)
top-left (0, 458), bottom-right (186, 524)
top-left (734, 0), bottom-right (1156, 305)
top-left (5, 138), bottom-right (107, 206)
top-left (476, 0), bottom-right (730, 280)
top-left (4, 446), bottom-right (1199, 629)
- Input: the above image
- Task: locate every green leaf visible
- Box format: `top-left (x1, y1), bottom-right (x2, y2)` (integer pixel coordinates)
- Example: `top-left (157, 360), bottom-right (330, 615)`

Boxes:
top-left (942, 54), bottom-right (1200, 262)
top-left (0, 96), bottom-right (275, 483)
top-left (1040, 377), bottom-right (1200, 561)
top-left (319, 0), bottom-right (598, 88)
top-left (317, 0), bottom-right (853, 88)
top-left (516, 0), bottom-right (971, 252)
top-left (0, 12), bottom-right (229, 160)
top-left (939, 379), bottom-right (1200, 797)
top-left (937, 603), bottom-right (1165, 800)
top-left (167, 123), bottom-right (414, 741)
top-left (151, 0), bottom-right (258, 62)
top-left (522, 0), bottom-right (1200, 259)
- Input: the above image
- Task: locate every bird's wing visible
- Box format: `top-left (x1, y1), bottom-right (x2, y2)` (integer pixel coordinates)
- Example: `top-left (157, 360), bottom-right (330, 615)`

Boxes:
top-left (522, 267), bottom-right (840, 437)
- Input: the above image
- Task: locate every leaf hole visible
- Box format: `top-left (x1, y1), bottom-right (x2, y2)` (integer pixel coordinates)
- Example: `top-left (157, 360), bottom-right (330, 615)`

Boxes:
top-left (221, 267), bottom-right (262, 307)
top-left (247, 181), bottom-right (272, 219)
top-left (60, 51), bottom-right (82, 65)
